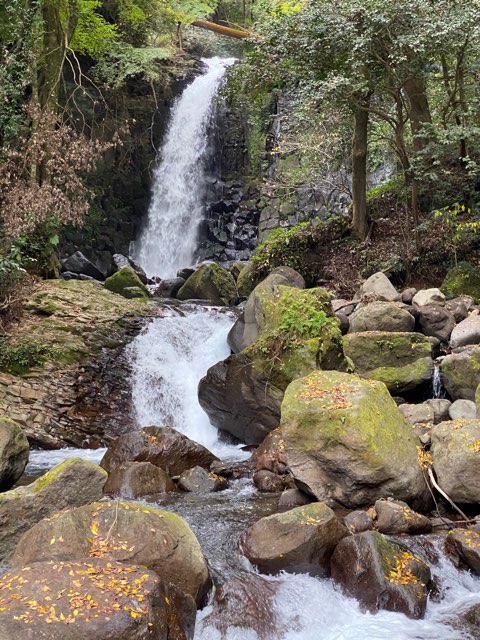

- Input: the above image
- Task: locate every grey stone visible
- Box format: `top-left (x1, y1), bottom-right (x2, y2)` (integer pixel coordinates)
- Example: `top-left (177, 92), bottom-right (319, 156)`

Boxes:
top-left (412, 288), bottom-right (446, 307)
top-left (62, 251), bottom-right (105, 280)
top-left (349, 301), bottom-right (414, 333)
top-left (358, 272), bottom-right (400, 302)
top-left (450, 313), bottom-right (480, 348)
top-left (417, 304), bottom-right (456, 342)
top-left (449, 399), bottom-right (477, 420)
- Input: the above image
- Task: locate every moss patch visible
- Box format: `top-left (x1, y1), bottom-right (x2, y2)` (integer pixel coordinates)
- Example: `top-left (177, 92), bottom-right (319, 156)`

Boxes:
top-left (104, 267), bottom-right (149, 298)
top-left (442, 261), bottom-right (480, 302)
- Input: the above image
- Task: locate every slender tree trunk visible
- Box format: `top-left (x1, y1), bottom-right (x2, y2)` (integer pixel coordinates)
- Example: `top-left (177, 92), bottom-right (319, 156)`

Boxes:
top-left (404, 75), bottom-right (432, 153)
top-left (351, 102), bottom-right (369, 241)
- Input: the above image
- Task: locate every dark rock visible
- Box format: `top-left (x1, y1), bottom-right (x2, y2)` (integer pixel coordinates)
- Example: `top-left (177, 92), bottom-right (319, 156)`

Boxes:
top-left (178, 466), bottom-right (228, 492)
top-left (103, 461), bottom-right (176, 497)
top-left (242, 502), bottom-right (350, 576)
top-left (112, 253), bottom-right (148, 284)
top-left (344, 510), bottom-right (374, 533)
top-left (154, 277), bottom-right (185, 298)
top-left (0, 416), bottom-right (29, 491)
top-left (253, 470), bottom-right (285, 493)
top-left (445, 529), bottom-right (480, 575)
top-left (336, 311), bottom-right (349, 334)
top-left (62, 251), bottom-right (105, 280)
top-left (331, 531), bottom-right (431, 619)
top-left (277, 488), bottom-right (312, 512)
top-left (417, 304), bottom-right (456, 342)
top-left (401, 288), bottom-right (417, 305)
top-left (177, 268), bottom-right (195, 280)
top-left (446, 297), bottom-right (469, 322)
top-left (375, 499), bottom-right (432, 535)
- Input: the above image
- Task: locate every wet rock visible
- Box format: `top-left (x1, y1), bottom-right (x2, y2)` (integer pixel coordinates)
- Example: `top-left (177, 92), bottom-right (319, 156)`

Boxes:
top-left (449, 399), bottom-right (477, 420)
top-left (358, 272), bottom-right (400, 302)
top-left (103, 461), bottom-right (176, 498)
top-left (154, 277), bottom-right (186, 298)
top-left (446, 297), bottom-right (470, 322)
top-left (280, 371), bottom-right (430, 509)
top-left (450, 313), bottom-right (480, 348)
top-left (331, 531), bottom-right (431, 619)
top-left (177, 263), bottom-right (237, 305)
top-left (254, 429), bottom-right (288, 475)
top-left (62, 251), bottom-right (105, 280)
top-left (178, 466), bottom-right (228, 492)
top-left (412, 288), bottom-right (446, 307)
top-left (242, 502), bottom-right (349, 576)
top-left (445, 529), bottom-right (480, 575)
top-left (277, 488), bottom-right (312, 512)
top-left (431, 420), bottom-right (480, 503)
top-left (398, 403), bottom-right (434, 426)
top-left (112, 253), bottom-right (147, 284)
top-left (375, 499), bottom-right (432, 535)
top-left (401, 288), bottom-right (417, 305)
top-left (0, 416), bottom-right (29, 491)
top-left (424, 399), bottom-right (452, 424)
top-left (344, 510), bottom-right (374, 533)
top-left (101, 426), bottom-right (218, 477)
top-left (417, 305), bottom-right (455, 342)
top-left (253, 470), bottom-right (285, 493)
top-left (13, 500), bottom-right (211, 606)
top-left (0, 458), bottom-right (107, 562)
top-left (0, 558), bottom-right (196, 640)
top-left (343, 332), bottom-right (434, 395)
top-left (104, 266), bottom-right (149, 298)
top-left (349, 302), bottom-right (414, 333)
top-left (177, 267), bottom-right (195, 280)
top-left (441, 346), bottom-right (480, 400)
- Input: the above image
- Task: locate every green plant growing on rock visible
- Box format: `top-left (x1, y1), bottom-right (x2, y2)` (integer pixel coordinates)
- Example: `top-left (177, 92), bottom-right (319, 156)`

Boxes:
top-left (432, 203), bottom-right (480, 266)
top-left (0, 339), bottom-right (57, 375)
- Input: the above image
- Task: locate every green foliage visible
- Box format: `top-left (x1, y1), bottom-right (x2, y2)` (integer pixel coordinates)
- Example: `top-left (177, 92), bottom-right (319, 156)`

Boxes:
top-left (432, 203), bottom-right (480, 265)
top-left (70, 0), bottom-right (119, 57)
top-left (278, 298), bottom-right (331, 342)
top-left (9, 219), bottom-right (61, 275)
top-left (366, 175), bottom-right (405, 203)
top-left (93, 44), bottom-right (174, 86)
top-left (0, 338), bottom-right (56, 375)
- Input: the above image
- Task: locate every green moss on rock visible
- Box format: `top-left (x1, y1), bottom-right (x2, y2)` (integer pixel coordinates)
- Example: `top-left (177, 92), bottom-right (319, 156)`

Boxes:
top-left (442, 261), bottom-right (480, 302)
top-left (104, 267), bottom-right (149, 298)
top-left (177, 263), bottom-right (237, 305)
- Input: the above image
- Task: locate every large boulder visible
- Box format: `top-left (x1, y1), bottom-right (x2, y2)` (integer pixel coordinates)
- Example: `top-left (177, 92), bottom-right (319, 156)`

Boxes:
top-left (112, 253), bottom-right (148, 284)
top-left (0, 559), bottom-right (196, 640)
top-left (61, 251), bottom-right (105, 280)
top-left (442, 261), bottom-right (480, 302)
top-left (358, 272), bottom-right (400, 302)
top-left (241, 502), bottom-right (349, 576)
top-left (374, 499), bottom-right (432, 535)
top-left (417, 305), bottom-right (455, 342)
top-left (13, 500), bottom-right (211, 606)
top-left (349, 302), bottom-right (414, 333)
top-left (449, 399), bottom-right (477, 420)
top-left (0, 458), bottom-right (107, 561)
top-left (279, 371), bottom-right (429, 509)
top-left (104, 266), bottom-right (149, 299)
top-left (200, 286), bottom-right (345, 445)
top-left (101, 426), bottom-right (218, 477)
top-left (450, 313), bottom-right (480, 348)
top-left (398, 403), bottom-right (434, 426)
top-left (178, 466), bottom-right (228, 493)
top-left (441, 346), bottom-right (480, 400)
top-left (424, 398), bottom-right (452, 424)
top-left (445, 529), bottom-right (480, 575)
top-left (0, 416), bottom-right (29, 491)
top-left (431, 420), bottom-right (480, 503)
top-left (343, 332), bottom-right (434, 395)
top-left (177, 263), bottom-right (237, 305)
top-left (103, 461), bottom-right (176, 498)
top-left (330, 531), bottom-right (431, 619)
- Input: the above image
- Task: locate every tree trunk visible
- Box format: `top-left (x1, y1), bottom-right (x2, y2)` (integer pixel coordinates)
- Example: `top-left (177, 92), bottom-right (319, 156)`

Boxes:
top-left (192, 19), bottom-right (251, 39)
top-left (351, 102), bottom-right (369, 241)
top-left (404, 75), bottom-right (432, 153)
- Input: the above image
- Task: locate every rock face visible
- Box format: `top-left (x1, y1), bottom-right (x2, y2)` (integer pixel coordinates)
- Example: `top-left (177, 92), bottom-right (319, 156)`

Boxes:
top-left (280, 371), bottom-right (429, 509)
top-left (374, 499), bottom-right (432, 535)
top-left (177, 263), bottom-right (237, 305)
top-left (349, 302), bottom-right (414, 333)
top-left (343, 332), bottom-right (434, 394)
top-left (178, 466), bottom-right (228, 493)
top-left (103, 461), bottom-right (176, 498)
top-left (450, 314), bottom-right (480, 348)
top-left (242, 503), bottom-right (349, 576)
top-left (13, 500), bottom-right (211, 606)
top-left (441, 347), bottom-right (480, 400)
top-left (417, 305), bottom-right (455, 342)
top-left (412, 288), bottom-right (446, 307)
top-left (442, 261), bottom-right (480, 302)
top-left (358, 272), bottom-right (400, 302)
top-left (445, 529), bottom-right (480, 575)
top-left (101, 426), bottom-right (218, 477)
top-left (104, 266), bottom-right (149, 298)
top-left (0, 416), bottom-right (29, 491)
top-left (62, 251), bottom-right (105, 280)
top-left (330, 531), bottom-right (431, 619)
top-left (431, 420), bottom-right (480, 503)
top-left (0, 458), bottom-right (107, 561)
top-left (0, 559), bottom-right (196, 640)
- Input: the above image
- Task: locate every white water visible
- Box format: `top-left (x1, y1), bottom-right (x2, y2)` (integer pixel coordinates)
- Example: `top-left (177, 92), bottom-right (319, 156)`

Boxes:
top-left (25, 447), bottom-right (106, 475)
top-left (132, 57), bottom-right (235, 278)
top-left (129, 305), bottom-right (248, 460)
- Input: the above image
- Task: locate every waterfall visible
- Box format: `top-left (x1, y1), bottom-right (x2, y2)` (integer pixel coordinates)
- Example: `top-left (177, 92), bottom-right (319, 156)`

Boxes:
top-left (132, 57), bottom-right (235, 279)
top-left (432, 358), bottom-right (445, 399)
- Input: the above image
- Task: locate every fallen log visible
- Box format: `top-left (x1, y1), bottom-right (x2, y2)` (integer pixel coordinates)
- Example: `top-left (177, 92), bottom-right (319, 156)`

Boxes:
top-left (192, 19), bottom-right (251, 39)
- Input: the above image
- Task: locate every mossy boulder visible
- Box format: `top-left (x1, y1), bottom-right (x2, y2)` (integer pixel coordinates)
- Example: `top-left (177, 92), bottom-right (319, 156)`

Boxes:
top-left (279, 371), bottom-right (430, 509)
top-left (104, 266), bottom-right (149, 299)
top-left (349, 302), bottom-right (415, 333)
top-left (0, 458), bottom-right (107, 562)
top-left (236, 261), bottom-right (263, 297)
top-left (13, 499), bottom-right (211, 606)
top-left (441, 346), bottom-right (480, 400)
top-left (0, 416), bottom-right (29, 491)
top-left (442, 261), bottom-right (480, 302)
top-left (343, 331), bottom-right (434, 394)
top-left (177, 263), bottom-right (237, 305)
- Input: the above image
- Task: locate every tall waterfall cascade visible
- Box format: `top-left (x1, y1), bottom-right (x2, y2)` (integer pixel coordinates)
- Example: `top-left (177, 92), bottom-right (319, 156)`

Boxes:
top-left (132, 57), bottom-right (235, 279)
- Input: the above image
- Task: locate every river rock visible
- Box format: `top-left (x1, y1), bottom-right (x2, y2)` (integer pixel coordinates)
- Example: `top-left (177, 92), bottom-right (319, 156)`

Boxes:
top-left (441, 346), bottom-right (480, 400)
top-left (154, 277), bottom-right (186, 298)
top-left (0, 416), bottom-right (29, 491)
top-left (450, 313), bottom-right (480, 348)
top-left (280, 371), bottom-right (429, 509)
top-left (62, 251), bottom-right (105, 280)
top-left (104, 266), bottom-right (149, 298)
top-left (431, 420), bottom-right (480, 503)
top-left (253, 470), bottom-right (285, 493)
top-left (242, 502), bottom-right (349, 576)
top-left (442, 261), bottom-right (480, 302)
top-left (178, 466), bottom-right (228, 492)
top-left (401, 288), bottom-right (417, 305)
top-left (398, 403), bottom-right (434, 426)
top-left (349, 302), bottom-right (414, 333)
top-left (417, 305), bottom-right (455, 342)
top-left (342, 331), bottom-right (434, 395)
top-left (101, 426), bottom-right (218, 477)
top-left (412, 288), bottom-right (446, 307)
top-left (112, 253), bottom-right (148, 284)
top-left (103, 461), bottom-right (176, 498)
top-left (448, 399), bottom-right (477, 420)
top-left (177, 263), bottom-right (237, 305)
top-left (445, 529), bottom-right (480, 574)
top-left (254, 429), bottom-right (288, 475)
top-left (13, 500), bottom-right (211, 606)
top-left (424, 399), bottom-right (452, 424)
top-left (375, 499), bottom-right (432, 535)
top-left (330, 531), bottom-right (431, 619)
top-left (446, 297), bottom-right (470, 322)
top-left (277, 488), bottom-right (312, 512)
top-left (358, 272), bottom-right (400, 302)
top-left (344, 511), bottom-right (374, 533)
top-left (0, 458), bottom-right (107, 562)
top-left (0, 558), bottom-right (196, 640)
